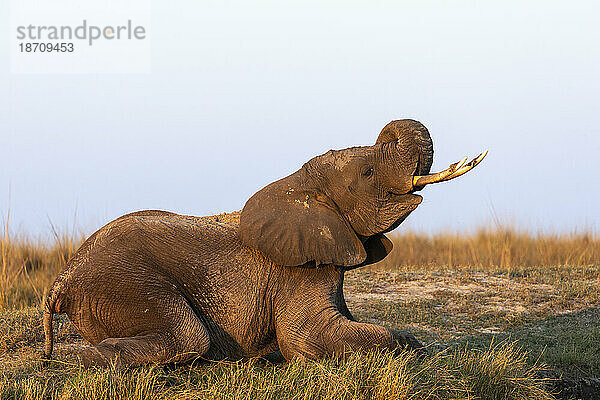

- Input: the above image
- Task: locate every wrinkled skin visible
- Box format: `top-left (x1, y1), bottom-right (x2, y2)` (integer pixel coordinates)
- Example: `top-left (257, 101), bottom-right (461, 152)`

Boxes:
top-left (44, 120), bottom-right (433, 367)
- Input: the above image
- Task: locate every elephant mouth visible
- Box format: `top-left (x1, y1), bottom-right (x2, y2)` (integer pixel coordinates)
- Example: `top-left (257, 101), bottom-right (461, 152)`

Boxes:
top-left (386, 192), bottom-right (423, 206)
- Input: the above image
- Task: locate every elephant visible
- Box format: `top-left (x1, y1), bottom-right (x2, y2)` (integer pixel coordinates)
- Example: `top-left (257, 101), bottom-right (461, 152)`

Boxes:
top-left (43, 119), bottom-right (486, 367)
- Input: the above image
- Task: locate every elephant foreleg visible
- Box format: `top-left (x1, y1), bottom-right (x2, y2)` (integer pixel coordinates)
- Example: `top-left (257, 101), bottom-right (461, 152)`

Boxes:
top-left (277, 308), bottom-right (424, 360)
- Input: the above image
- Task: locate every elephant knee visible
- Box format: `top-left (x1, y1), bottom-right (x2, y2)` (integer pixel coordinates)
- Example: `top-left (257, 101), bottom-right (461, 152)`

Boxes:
top-left (276, 331), bottom-right (328, 360)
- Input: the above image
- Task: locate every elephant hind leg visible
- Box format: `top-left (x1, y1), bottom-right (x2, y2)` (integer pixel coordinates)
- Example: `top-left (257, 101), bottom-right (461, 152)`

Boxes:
top-left (78, 299), bottom-right (211, 367)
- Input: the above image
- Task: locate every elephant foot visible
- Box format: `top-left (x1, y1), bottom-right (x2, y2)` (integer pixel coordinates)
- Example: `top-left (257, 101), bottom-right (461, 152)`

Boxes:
top-left (76, 329), bottom-right (210, 368)
top-left (78, 344), bottom-right (120, 368)
top-left (391, 330), bottom-right (429, 357)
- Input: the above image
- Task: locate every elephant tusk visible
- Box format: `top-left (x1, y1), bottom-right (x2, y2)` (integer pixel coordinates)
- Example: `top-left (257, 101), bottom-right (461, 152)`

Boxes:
top-left (439, 150), bottom-right (488, 182)
top-left (413, 150), bottom-right (488, 187)
top-left (412, 156), bottom-right (467, 186)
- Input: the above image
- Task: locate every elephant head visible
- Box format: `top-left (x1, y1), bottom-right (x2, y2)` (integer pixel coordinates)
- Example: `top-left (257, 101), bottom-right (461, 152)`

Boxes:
top-left (240, 119), bottom-right (486, 268)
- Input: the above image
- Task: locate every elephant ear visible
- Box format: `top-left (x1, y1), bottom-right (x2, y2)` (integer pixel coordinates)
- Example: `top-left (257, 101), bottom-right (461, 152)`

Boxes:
top-left (240, 175), bottom-right (367, 267)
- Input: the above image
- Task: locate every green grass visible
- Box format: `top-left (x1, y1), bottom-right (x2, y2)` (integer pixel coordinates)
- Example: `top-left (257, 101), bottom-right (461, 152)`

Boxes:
top-left (0, 320), bottom-right (554, 400)
top-left (461, 308), bottom-right (600, 380)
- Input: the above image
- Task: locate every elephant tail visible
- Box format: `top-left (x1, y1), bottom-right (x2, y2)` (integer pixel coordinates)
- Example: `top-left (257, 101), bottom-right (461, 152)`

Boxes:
top-left (43, 282), bottom-right (65, 359)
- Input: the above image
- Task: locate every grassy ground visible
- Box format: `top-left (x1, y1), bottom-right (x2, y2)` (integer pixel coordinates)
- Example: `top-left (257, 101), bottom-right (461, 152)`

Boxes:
top-left (1, 227), bottom-right (599, 399)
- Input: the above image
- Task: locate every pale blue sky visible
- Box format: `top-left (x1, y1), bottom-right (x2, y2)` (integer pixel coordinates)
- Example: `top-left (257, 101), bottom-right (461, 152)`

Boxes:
top-left (1, 1), bottom-right (599, 238)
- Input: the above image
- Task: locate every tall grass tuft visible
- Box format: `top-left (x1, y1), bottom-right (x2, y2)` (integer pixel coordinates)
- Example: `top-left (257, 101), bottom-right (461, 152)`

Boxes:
top-left (1, 209), bottom-right (11, 310)
top-left (0, 231), bottom-right (81, 311)
top-left (449, 340), bottom-right (555, 400)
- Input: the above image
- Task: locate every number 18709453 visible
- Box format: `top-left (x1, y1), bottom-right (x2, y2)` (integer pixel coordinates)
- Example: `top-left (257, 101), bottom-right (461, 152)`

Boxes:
top-left (19, 42), bottom-right (74, 52)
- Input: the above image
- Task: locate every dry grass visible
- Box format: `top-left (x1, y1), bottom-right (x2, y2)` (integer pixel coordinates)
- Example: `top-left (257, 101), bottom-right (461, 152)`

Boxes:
top-left (380, 228), bottom-right (599, 271)
top-left (1, 224), bottom-right (598, 399)
top-left (0, 232), bottom-right (81, 311)
top-left (1, 226), bottom-right (597, 312)
top-left (345, 266), bottom-right (600, 343)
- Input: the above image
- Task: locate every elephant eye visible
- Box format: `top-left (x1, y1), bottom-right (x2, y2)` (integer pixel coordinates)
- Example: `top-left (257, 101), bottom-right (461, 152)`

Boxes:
top-left (363, 167), bottom-right (374, 178)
